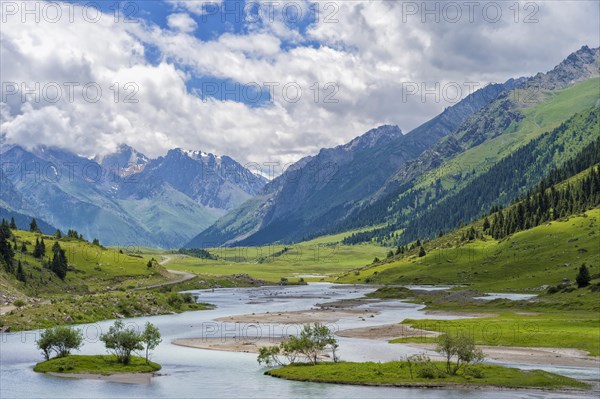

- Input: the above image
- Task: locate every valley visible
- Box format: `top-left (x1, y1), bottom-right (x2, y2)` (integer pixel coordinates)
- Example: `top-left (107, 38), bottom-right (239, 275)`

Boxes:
top-left (1, 42), bottom-right (599, 398)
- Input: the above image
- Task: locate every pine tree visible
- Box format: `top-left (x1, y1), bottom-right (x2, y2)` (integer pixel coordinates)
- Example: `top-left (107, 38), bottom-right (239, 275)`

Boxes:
top-left (467, 226), bottom-right (476, 241)
top-left (29, 218), bottom-right (39, 233)
top-left (33, 238), bottom-right (46, 258)
top-left (576, 264), bottom-right (591, 288)
top-left (16, 260), bottom-right (26, 282)
top-left (482, 217), bottom-right (490, 231)
top-left (20, 242), bottom-right (27, 253)
top-left (0, 219), bottom-right (11, 239)
top-left (33, 238), bottom-right (41, 257)
top-left (55, 229), bottom-right (62, 239)
top-left (0, 220), bottom-right (14, 271)
top-left (9, 217), bottom-right (17, 230)
top-left (50, 243), bottom-right (68, 280)
top-left (418, 246), bottom-right (426, 257)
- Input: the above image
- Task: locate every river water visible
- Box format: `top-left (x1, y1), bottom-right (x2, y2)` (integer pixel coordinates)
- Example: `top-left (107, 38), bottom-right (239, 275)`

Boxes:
top-left (1, 283), bottom-right (597, 398)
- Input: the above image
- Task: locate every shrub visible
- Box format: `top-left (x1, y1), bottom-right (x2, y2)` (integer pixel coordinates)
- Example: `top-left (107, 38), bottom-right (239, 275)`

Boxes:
top-left (180, 293), bottom-right (194, 303)
top-left (416, 365), bottom-right (439, 379)
top-left (436, 333), bottom-right (484, 375)
top-left (166, 293), bottom-right (184, 309)
top-left (546, 285), bottom-right (560, 294)
top-left (464, 366), bottom-right (485, 378)
top-left (13, 300), bottom-right (26, 308)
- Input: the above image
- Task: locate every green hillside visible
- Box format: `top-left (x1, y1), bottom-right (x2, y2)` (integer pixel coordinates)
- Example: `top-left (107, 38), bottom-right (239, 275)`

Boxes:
top-left (0, 227), bottom-right (270, 331)
top-left (339, 207), bottom-right (599, 292)
top-left (344, 82), bottom-right (600, 246)
top-left (338, 162), bottom-right (600, 292)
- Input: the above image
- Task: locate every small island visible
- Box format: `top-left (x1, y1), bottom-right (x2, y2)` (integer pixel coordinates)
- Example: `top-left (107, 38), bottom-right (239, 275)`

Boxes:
top-left (34, 355), bottom-right (161, 384)
top-left (266, 362), bottom-right (589, 391)
top-left (258, 323), bottom-right (590, 392)
top-left (33, 321), bottom-right (162, 384)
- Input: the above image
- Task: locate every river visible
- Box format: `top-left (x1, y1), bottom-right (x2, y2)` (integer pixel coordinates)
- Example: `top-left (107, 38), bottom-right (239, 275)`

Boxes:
top-left (1, 283), bottom-right (597, 398)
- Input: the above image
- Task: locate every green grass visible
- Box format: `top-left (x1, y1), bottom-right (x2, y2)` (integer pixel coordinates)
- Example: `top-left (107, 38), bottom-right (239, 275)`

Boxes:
top-left (266, 361), bottom-right (588, 390)
top-left (160, 240), bottom-right (387, 282)
top-left (392, 312), bottom-right (600, 356)
top-left (33, 355), bottom-right (160, 375)
top-left (338, 208), bottom-right (600, 292)
top-left (9, 230), bottom-right (167, 295)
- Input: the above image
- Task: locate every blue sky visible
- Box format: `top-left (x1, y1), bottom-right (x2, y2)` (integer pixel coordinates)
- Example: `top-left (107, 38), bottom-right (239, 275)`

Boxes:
top-left (62, 0), bottom-right (321, 106)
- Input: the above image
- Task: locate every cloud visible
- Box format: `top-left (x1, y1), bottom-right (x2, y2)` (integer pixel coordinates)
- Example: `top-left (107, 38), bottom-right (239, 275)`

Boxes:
top-left (1, 1), bottom-right (598, 171)
top-left (167, 13), bottom-right (198, 33)
top-left (166, 0), bottom-right (224, 16)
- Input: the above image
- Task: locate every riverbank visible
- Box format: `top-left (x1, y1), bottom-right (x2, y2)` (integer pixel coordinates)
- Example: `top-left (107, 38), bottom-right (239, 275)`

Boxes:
top-left (359, 286), bottom-right (600, 357)
top-left (265, 361), bottom-right (590, 391)
top-left (215, 308), bottom-right (376, 324)
top-left (173, 337), bottom-right (286, 353)
top-left (0, 273), bottom-right (272, 332)
top-left (0, 291), bottom-right (212, 332)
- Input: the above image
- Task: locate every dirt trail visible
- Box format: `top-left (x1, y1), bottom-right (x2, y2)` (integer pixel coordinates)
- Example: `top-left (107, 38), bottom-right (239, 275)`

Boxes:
top-left (133, 255), bottom-right (196, 290)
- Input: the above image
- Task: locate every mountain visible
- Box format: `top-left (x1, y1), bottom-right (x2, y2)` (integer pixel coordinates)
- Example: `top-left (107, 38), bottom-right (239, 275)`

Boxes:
top-left (188, 45), bottom-right (599, 248)
top-left (343, 105), bottom-right (600, 245)
top-left (187, 78), bottom-right (521, 247)
top-left (0, 145), bottom-right (267, 248)
top-left (336, 46), bottom-right (600, 239)
top-left (118, 148), bottom-right (266, 210)
top-left (95, 144), bottom-right (149, 177)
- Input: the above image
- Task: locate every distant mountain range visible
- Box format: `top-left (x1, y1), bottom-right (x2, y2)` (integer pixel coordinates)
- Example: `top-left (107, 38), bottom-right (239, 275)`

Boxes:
top-left (188, 45), bottom-right (599, 247)
top-left (2, 46), bottom-right (597, 249)
top-left (0, 144), bottom-right (267, 248)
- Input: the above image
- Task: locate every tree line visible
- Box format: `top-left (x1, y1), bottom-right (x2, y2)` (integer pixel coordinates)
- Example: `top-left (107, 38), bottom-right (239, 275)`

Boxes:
top-left (489, 165), bottom-right (600, 239)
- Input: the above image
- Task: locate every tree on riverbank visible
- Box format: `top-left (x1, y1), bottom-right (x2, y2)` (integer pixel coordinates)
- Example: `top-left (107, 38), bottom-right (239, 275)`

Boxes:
top-left (100, 320), bottom-right (162, 365)
top-left (100, 321), bottom-right (144, 365)
top-left (436, 333), bottom-right (484, 375)
top-left (141, 322), bottom-right (162, 364)
top-left (257, 323), bottom-right (338, 367)
top-left (36, 326), bottom-right (83, 360)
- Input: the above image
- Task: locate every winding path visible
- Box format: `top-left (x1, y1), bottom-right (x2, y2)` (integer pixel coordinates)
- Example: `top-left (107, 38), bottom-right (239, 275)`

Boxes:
top-left (133, 255), bottom-right (196, 290)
